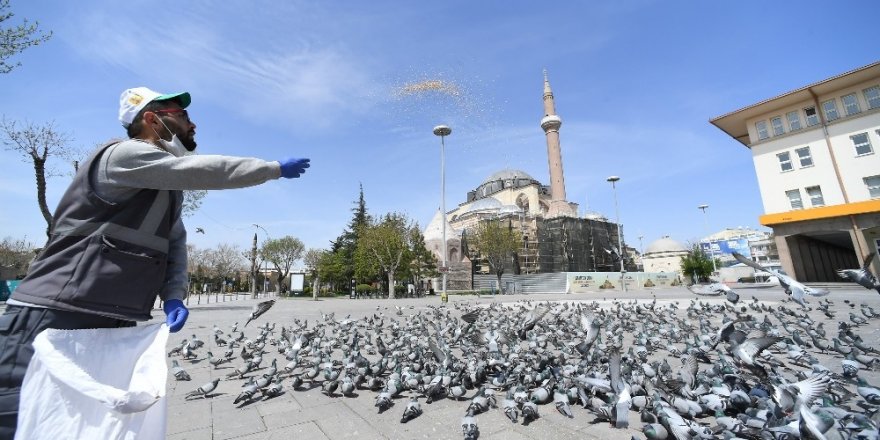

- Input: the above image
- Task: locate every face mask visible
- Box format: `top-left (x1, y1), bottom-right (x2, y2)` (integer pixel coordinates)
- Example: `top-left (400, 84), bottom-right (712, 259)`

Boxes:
top-left (152, 117), bottom-right (196, 157)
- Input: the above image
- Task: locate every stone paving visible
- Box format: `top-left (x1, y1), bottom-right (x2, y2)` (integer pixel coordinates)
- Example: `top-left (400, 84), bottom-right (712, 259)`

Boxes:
top-left (149, 285), bottom-right (880, 440)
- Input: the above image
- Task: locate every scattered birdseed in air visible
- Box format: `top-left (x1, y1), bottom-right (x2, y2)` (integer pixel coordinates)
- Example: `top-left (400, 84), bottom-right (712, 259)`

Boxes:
top-left (395, 79), bottom-right (462, 97)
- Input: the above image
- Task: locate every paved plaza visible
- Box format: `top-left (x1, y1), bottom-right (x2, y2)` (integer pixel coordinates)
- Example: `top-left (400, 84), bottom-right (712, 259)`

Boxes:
top-left (143, 285), bottom-right (880, 440)
top-left (2, 285), bottom-right (878, 439)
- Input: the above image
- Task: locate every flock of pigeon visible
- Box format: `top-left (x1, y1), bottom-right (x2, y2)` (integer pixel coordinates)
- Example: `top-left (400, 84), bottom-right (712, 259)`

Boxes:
top-left (167, 253), bottom-right (880, 439)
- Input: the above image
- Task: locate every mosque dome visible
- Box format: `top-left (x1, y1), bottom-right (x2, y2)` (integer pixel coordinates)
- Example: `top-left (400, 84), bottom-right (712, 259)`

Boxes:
top-left (644, 236), bottom-right (687, 255)
top-left (498, 204), bottom-right (522, 215)
top-left (472, 169), bottom-right (541, 201)
top-left (482, 169), bottom-right (535, 185)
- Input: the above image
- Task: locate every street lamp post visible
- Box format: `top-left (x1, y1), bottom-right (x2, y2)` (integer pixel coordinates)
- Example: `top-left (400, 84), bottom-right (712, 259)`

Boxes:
top-left (253, 224), bottom-right (270, 297)
top-left (433, 125), bottom-right (451, 302)
top-left (697, 204), bottom-right (717, 276)
top-left (638, 235), bottom-right (644, 272)
top-left (606, 176), bottom-right (626, 292)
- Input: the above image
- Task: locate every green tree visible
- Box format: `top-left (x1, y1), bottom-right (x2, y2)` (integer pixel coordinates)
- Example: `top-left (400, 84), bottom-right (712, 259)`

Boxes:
top-left (470, 219), bottom-right (522, 292)
top-left (330, 184), bottom-right (371, 284)
top-left (0, 0), bottom-right (52, 74)
top-left (406, 224), bottom-right (437, 293)
top-left (317, 249), bottom-right (346, 295)
top-left (355, 212), bottom-right (413, 299)
top-left (0, 118), bottom-right (73, 237)
top-left (679, 243), bottom-right (720, 283)
top-left (260, 235), bottom-right (305, 294)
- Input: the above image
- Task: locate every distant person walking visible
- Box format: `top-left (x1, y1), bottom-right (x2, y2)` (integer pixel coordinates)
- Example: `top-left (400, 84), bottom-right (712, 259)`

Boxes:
top-left (0, 87), bottom-right (310, 438)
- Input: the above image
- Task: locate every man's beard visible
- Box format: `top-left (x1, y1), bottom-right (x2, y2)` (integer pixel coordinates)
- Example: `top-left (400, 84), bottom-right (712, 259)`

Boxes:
top-left (182, 132), bottom-right (197, 151)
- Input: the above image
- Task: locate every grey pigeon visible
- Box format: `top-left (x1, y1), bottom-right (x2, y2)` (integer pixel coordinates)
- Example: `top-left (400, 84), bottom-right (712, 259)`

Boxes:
top-left (461, 409), bottom-right (479, 440)
top-left (171, 360), bottom-right (191, 381)
top-left (502, 398), bottom-right (519, 423)
top-left (185, 378), bottom-right (220, 399)
top-left (837, 252), bottom-right (880, 292)
top-left (733, 252), bottom-right (829, 307)
top-left (400, 396), bottom-right (422, 423)
top-left (687, 282), bottom-right (740, 304)
top-left (245, 299), bottom-right (276, 327)
top-left (234, 381), bottom-right (259, 405)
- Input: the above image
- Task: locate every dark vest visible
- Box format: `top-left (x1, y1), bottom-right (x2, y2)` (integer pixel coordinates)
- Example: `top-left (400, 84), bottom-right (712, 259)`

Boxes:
top-left (12, 141), bottom-right (181, 321)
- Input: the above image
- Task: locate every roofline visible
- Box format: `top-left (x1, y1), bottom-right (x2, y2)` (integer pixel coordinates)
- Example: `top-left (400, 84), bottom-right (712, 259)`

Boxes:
top-left (710, 60), bottom-right (880, 147)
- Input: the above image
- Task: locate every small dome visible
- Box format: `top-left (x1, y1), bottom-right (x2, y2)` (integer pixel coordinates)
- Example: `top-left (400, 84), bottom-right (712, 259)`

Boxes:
top-left (464, 197), bottom-right (502, 214)
top-left (498, 204), bottom-right (521, 215)
top-left (482, 169), bottom-right (534, 185)
top-left (583, 210), bottom-right (606, 221)
top-left (644, 236), bottom-right (687, 255)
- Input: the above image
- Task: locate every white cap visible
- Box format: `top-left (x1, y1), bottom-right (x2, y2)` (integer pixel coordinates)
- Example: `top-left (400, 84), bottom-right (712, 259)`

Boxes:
top-left (118, 87), bottom-right (191, 127)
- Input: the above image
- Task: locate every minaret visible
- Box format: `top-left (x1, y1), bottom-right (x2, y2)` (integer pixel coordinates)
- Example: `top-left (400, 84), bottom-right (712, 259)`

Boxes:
top-left (540, 70), bottom-right (574, 217)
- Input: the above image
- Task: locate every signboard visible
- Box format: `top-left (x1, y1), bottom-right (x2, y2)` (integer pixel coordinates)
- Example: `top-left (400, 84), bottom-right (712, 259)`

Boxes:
top-left (567, 272), bottom-right (681, 292)
top-left (438, 266), bottom-right (449, 273)
top-left (290, 273), bottom-right (305, 293)
top-left (700, 238), bottom-right (751, 258)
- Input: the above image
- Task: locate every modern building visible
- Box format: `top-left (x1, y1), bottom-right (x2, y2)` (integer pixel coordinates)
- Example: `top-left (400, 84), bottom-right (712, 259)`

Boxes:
top-left (711, 61), bottom-right (880, 281)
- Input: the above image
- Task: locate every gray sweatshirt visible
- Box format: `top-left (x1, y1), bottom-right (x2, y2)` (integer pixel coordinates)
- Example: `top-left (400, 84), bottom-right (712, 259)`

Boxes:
top-left (93, 139), bottom-right (282, 302)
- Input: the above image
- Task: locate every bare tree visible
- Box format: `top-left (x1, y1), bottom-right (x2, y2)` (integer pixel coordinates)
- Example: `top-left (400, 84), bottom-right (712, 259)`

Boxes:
top-left (0, 118), bottom-right (72, 236)
top-left (470, 219), bottom-right (522, 293)
top-left (0, 0), bottom-right (52, 74)
top-left (208, 243), bottom-right (243, 293)
top-left (0, 236), bottom-right (35, 278)
top-left (303, 248), bottom-right (325, 301)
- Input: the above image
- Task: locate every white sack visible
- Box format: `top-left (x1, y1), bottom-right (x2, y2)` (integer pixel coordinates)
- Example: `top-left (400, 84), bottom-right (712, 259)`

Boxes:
top-left (16, 323), bottom-right (169, 440)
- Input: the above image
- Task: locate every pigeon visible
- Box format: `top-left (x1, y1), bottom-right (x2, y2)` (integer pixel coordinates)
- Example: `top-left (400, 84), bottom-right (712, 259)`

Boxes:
top-left (461, 409), bottom-right (479, 440)
top-left (502, 398), bottom-right (519, 423)
top-left (234, 381), bottom-right (259, 405)
top-left (837, 252), bottom-right (880, 292)
top-left (171, 360), bottom-right (191, 381)
top-left (522, 401), bottom-right (539, 424)
top-left (185, 378), bottom-right (220, 399)
top-left (245, 299), bottom-right (276, 327)
top-left (400, 396), bottom-right (422, 423)
top-left (732, 252), bottom-right (829, 307)
top-left (375, 391), bottom-right (393, 412)
top-left (687, 282), bottom-right (740, 304)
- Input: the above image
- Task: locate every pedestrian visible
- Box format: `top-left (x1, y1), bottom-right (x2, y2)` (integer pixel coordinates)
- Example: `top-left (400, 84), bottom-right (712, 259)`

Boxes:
top-left (0, 86), bottom-right (311, 438)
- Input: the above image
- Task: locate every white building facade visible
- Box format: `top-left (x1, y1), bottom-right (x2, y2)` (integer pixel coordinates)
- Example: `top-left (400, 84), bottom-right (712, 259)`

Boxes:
top-left (712, 61), bottom-right (880, 281)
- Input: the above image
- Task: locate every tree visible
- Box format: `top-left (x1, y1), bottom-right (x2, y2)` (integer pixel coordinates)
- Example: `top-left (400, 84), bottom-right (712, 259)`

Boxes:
top-left (330, 184), bottom-right (371, 283)
top-left (303, 248), bottom-right (325, 300)
top-left (317, 250), bottom-right (346, 295)
top-left (407, 224), bottom-right (438, 293)
top-left (182, 190), bottom-right (207, 218)
top-left (186, 243), bottom-right (211, 294)
top-left (0, 236), bottom-right (35, 278)
top-left (470, 219), bottom-right (522, 292)
top-left (355, 213), bottom-right (413, 299)
top-left (0, 0), bottom-right (52, 74)
top-left (679, 243), bottom-right (719, 284)
top-left (0, 118), bottom-right (73, 237)
top-left (260, 235), bottom-right (305, 294)
top-left (207, 243), bottom-right (243, 292)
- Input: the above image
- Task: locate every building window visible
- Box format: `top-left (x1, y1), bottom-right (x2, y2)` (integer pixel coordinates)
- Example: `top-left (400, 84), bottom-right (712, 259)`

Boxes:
top-left (864, 86), bottom-right (880, 110)
top-left (865, 175), bottom-right (880, 198)
top-left (822, 99), bottom-right (840, 121)
top-left (805, 186), bottom-right (824, 207)
top-left (804, 106), bottom-right (819, 126)
top-left (786, 189), bottom-right (803, 210)
top-left (755, 120), bottom-right (769, 140)
top-left (786, 111), bottom-right (801, 131)
top-left (770, 116), bottom-right (785, 136)
top-left (842, 93), bottom-right (861, 116)
top-left (777, 152), bottom-right (793, 172)
top-left (851, 132), bottom-right (874, 156)
top-left (795, 146), bottom-right (813, 167)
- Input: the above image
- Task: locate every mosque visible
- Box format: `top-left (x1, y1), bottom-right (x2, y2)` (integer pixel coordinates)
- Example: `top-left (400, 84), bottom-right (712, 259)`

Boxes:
top-left (423, 72), bottom-right (636, 289)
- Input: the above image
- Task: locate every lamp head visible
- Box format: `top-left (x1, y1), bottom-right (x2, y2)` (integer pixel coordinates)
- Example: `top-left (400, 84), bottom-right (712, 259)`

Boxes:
top-left (433, 125), bottom-right (452, 137)
top-left (606, 176), bottom-right (620, 183)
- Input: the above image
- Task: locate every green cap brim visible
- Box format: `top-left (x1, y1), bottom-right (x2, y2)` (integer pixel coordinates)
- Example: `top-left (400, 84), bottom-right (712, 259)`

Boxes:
top-left (155, 92), bottom-right (191, 108)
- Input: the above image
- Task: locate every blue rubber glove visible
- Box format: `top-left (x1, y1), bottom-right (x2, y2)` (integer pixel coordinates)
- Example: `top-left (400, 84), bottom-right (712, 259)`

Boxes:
top-left (279, 158), bottom-right (311, 178)
top-left (163, 299), bottom-right (189, 333)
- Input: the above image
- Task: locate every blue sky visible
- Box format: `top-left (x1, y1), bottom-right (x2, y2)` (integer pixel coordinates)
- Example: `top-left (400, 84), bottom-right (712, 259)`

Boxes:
top-left (1, 0), bottom-right (876, 257)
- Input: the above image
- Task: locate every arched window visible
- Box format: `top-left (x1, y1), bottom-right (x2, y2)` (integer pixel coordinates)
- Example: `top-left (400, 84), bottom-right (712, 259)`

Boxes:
top-left (516, 193), bottom-right (530, 212)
